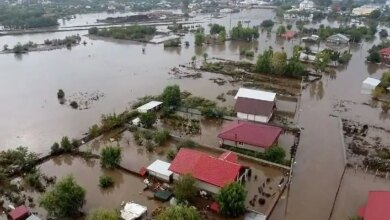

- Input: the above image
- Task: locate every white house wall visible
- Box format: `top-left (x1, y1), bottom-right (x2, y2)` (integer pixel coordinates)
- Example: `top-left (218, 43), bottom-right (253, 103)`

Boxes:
top-left (148, 171), bottom-right (171, 182)
top-left (237, 112), bottom-right (270, 123)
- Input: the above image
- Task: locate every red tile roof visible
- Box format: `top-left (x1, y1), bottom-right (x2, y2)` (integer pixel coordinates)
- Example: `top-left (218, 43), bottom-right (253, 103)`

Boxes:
top-left (169, 148), bottom-right (242, 188)
top-left (8, 205), bottom-right (29, 220)
top-left (218, 151), bottom-right (238, 162)
top-left (235, 97), bottom-right (275, 117)
top-left (218, 121), bottom-right (282, 148)
top-left (379, 47), bottom-right (390, 55)
top-left (358, 191), bottom-right (390, 220)
top-left (282, 31), bottom-right (297, 39)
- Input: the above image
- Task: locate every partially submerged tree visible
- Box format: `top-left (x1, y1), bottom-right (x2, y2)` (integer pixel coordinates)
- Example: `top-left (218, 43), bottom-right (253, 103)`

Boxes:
top-left (264, 146), bottom-right (286, 163)
top-left (100, 146), bottom-right (122, 169)
top-left (173, 174), bottom-right (197, 202)
top-left (157, 205), bottom-right (200, 220)
top-left (39, 175), bottom-right (86, 218)
top-left (216, 182), bottom-right (247, 217)
top-left (57, 89), bottom-right (65, 99)
top-left (139, 112), bottom-right (157, 128)
top-left (162, 85), bottom-right (181, 109)
top-left (87, 208), bottom-right (119, 220)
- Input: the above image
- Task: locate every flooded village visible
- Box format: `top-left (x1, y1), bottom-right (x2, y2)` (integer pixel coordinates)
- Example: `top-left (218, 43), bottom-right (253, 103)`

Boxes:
top-left (0, 0), bottom-right (390, 219)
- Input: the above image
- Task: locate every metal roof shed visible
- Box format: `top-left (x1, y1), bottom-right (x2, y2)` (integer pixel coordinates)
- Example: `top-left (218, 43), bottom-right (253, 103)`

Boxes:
top-left (136, 101), bottom-right (163, 113)
top-left (361, 77), bottom-right (381, 95)
top-left (234, 88), bottom-right (276, 102)
top-left (26, 215), bottom-right (42, 220)
top-left (120, 202), bottom-right (147, 220)
top-left (147, 160), bottom-right (173, 182)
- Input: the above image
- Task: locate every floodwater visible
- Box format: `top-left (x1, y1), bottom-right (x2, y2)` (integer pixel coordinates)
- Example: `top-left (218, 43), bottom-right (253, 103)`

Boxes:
top-left (1, 7), bottom-right (390, 220)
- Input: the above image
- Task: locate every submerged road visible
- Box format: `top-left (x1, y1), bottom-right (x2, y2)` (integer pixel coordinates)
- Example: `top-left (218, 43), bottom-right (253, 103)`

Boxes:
top-left (285, 83), bottom-right (346, 220)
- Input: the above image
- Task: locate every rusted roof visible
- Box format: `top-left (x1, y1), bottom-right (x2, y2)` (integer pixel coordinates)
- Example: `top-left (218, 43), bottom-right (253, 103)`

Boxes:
top-left (235, 97), bottom-right (275, 116)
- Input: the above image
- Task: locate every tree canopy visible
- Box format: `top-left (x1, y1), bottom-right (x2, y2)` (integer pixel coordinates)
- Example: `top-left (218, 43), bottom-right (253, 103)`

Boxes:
top-left (264, 146), bottom-right (286, 163)
top-left (210, 24), bottom-right (226, 35)
top-left (162, 85), bottom-right (181, 109)
top-left (100, 146), bottom-right (122, 169)
top-left (157, 205), bottom-right (200, 220)
top-left (230, 22), bottom-right (259, 41)
top-left (39, 175), bottom-right (86, 218)
top-left (173, 174), bottom-right (197, 202)
top-left (216, 182), bottom-right (247, 217)
top-left (139, 112), bottom-right (157, 128)
top-left (87, 209), bottom-right (119, 220)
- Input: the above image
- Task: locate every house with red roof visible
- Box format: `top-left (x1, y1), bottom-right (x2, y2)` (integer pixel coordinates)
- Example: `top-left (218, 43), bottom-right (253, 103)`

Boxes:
top-left (8, 205), bottom-right (29, 220)
top-left (281, 31), bottom-right (297, 40)
top-left (234, 88), bottom-right (276, 123)
top-left (358, 191), bottom-right (390, 220)
top-left (379, 47), bottom-right (390, 64)
top-left (218, 121), bottom-right (283, 152)
top-left (169, 148), bottom-right (247, 193)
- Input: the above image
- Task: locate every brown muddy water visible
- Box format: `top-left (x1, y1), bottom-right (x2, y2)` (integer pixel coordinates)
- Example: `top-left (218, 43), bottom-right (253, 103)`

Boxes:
top-left (1, 8), bottom-right (390, 220)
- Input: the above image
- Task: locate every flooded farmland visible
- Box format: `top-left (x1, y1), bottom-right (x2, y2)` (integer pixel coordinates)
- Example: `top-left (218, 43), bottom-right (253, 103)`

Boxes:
top-left (1, 7), bottom-right (390, 220)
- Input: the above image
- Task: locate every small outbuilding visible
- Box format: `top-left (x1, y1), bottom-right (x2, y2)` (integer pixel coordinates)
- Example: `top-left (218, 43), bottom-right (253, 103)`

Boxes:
top-left (146, 160), bottom-right (173, 182)
top-left (379, 47), bottom-right (390, 64)
top-left (8, 205), bottom-right (29, 220)
top-left (120, 202), bottom-right (147, 220)
top-left (326, 34), bottom-right (350, 44)
top-left (26, 215), bottom-right (42, 220)
top-left (136, 101), bottom-right (163, 113)
top-left (361, 77), bottom-right (381, 95)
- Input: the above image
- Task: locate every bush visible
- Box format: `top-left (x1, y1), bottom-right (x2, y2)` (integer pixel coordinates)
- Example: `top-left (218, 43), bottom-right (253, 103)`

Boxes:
top-left (51, 142), bottom-right (62, 155)
top-left (216, 182), bottom-right (247, 217)
top-left (87, 208), bottom-right (119, 220)
top-left (89, 124), bottom-right (100, 138)
top-left (177, 139), bottom-right (198, 150)
top-left (264, 146), bottom-right (286, 163)
top-left (99, 175), bottom-right (114, 188)
top-left (57, 89), bottom-right (65, 99)
top-left (145, 140), bottom-right (155, 152)
top-left (167, 149), bottom-right (177, 161)
top-left (382, 102), bottom-right (390, 113)
top-left (372, 87), bottom-right (385, 100)
top-left (157, 205), bottom-right (200, 220)
top-left (173, 174), bottom-right (197, 202)
top-left (39, 175), bottom-right (86, 218)
top-left (139, 112), bottom-right (157, 128)
top-left (261, 19), bottom-right (274, 28)
top-left (25, 170), bottom-right (45, 192)
top-left (153, 130), bottom-right (170, 145)
top-left (100, 146), bottom-right (122, 169)
top-left (70, 101), bottom-right (78, 109)
top-left (61, 136), bottom-right (74, 153)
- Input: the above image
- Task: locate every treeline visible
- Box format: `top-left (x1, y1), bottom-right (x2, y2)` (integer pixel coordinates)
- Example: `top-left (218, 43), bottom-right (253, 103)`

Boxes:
top-left (231, 22), bottom-right (259, 41)
top-left (318, 24), bottom-right (377, 42)
top-left (255, 48), bottom-right (308, 78)
top-left (88, 25), bottom-right (156, 41)
top-left (367, 40), bottom-right (390, 63)
top-left (0, 6), bottom-right (58, 29)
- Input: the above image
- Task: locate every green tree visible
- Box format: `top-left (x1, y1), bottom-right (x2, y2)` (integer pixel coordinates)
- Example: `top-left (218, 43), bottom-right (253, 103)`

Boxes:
top-left (260, 19), bottom-right (274, 29)
top-left (173, 174), bottom-right (197, 202)
top-left (162, 85), bottom-right (181, 109)
top-left (99, 175), bottom-right (114, 188)
top-left (195, 32), bottom-right (205, 46)
top-left (255, 49), bottom-right (273, 73)
top-left (367, 50), bottom-right (381, 63)
top-left (51, 142), bottom-right (62, 154)
top-left (100, 146), bottom-right (122, 169)
top-left (88, 27), bottom-right (98, 35)
top-left (39, 175), bottom-right (86, 218)
top-left (380, 71), bottom-right (390, 88)
top-left (210, 24), bottom-right (226, 35)
top-left (271, 51), bottom-right (287, 74)
top-left (87, 208), bottom-right (119, 220)
top-left (348, 216), bottom-right (363, 220)
top-left (314, 51), bottom-right (331, 73)
top-left (139, 112), bottom-right (157, 128)
top-left (276, 25), bottom-right (286, 36)
top-left (231, 22), bottom-right (259, 41)
top-left (191, 55), bottom-right (197, 64)
top-left (264, 146), bottom-right (286, 163)
top-left (157, 205), bottom-right (200, 220)
top-left (203, 52), bottom-right (208, 62)
top-left (216, 182), bottom-right (247, 217)
top-left (57, 89), bottom-right (65, 99)
top-left (61, 136), bottom-right (74, 152)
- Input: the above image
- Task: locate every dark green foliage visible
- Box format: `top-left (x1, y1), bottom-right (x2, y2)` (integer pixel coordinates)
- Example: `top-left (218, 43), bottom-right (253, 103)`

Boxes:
top-left (39, 175), bottom-right (86, 218)
top-left (162, 85), bottom-right (181, 109)
top-left (164, 39), bottom-right (181, 47)
top-left (379, 29), bottom-right (388, 38)
top-left (260, 19), bottom-right (274, 29)
top-left (57, 89), bottom-right (65, 99)
top-left (210, 24), bottom-right (226, 35)
top-left (13, 43), bottom-right (29, 53)
top-left (140, 112), bottom-right (157, 128)
top-left (157, 205), bottom-right (200, 220)
top-left (167, 149), bottom-right (177, 161)
top-left (173, 174), bottom-right (197, 202)
top-left (89, 25), bottom-right (156, 40)
top-left (216, 182), bottom-right (247, 217)
top-left (264, 146), bottom-right (286, 163)
top-left (367, 40), bottom-right (390, 63)
top-left (255, 49), bottom-right (273, 73)
top-left (318, 25), bottom-right (376, 42)
top-left (61, 136), bottom-right (74, 153)
top-left (25, 169), bottom-right (45, 192)
top-left (231, 22), bottom-right (259, 41)
top-left (89, 124), bottom-right (101, 138)
top-left (153, 130), bottom-right (170, 145)
top-left (176, 139), bottom-right (198, 150)
top-left (0, 6), bottom-right (58, 29)
top-left (88, 27), bottom-right (98, 35)
top-left (100, 113), bottom-right (126, 132)
top-left (380, 71), bottom-right (390, 89)
top-left (195, 32), bottom-right (205, 46)
top-left (99, 175), bottom-right (114, 188)
top-left (100, 146), bottom-right (122, 169)
top-left (70, 101), bottom-right (78, 109)
top-left (87, 209), bottom-right (119, 220)
top-left (51, 142), bottom-right (62, 155)
top-left (0, 146), bottom-right (38, 174)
